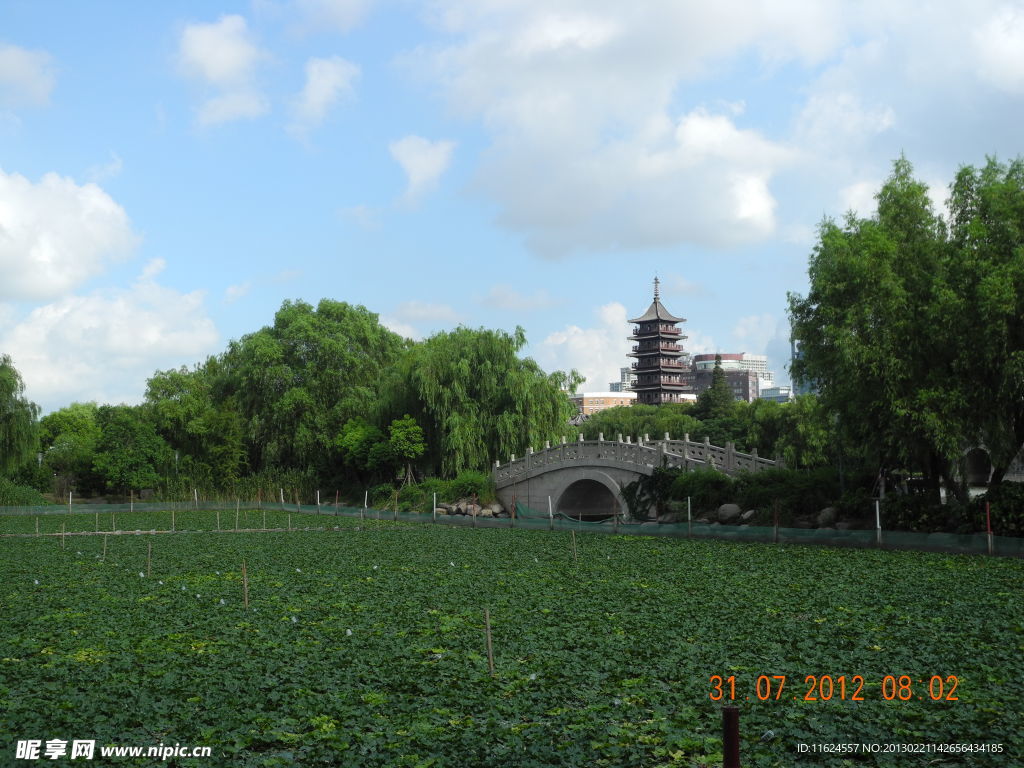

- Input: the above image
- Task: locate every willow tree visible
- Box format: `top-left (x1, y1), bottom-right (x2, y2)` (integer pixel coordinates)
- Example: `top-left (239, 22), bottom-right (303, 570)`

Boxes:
top-left (0, 355), bottom-right (39, 476)
top-left (381, 326), bottom-right (581, 477)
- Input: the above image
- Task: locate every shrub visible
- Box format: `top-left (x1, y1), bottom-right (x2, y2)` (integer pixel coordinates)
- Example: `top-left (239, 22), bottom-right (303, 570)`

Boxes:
top-left (669, 469), bottom-right (734, 515)
top-left (972, 482), bottom-right (1024, 537)
top-left (0, 478), bottom-right (49, 506)
top-left (733, 467), bottom-right (839, 523)
top-left (448, 470), bottom-right (495, 503)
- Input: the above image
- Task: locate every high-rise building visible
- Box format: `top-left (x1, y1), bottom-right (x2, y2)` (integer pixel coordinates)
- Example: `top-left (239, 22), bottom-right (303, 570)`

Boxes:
top-left (608, 366), bottom-right (636, 392)
top-left (627, 279), bottom-right (693, 405)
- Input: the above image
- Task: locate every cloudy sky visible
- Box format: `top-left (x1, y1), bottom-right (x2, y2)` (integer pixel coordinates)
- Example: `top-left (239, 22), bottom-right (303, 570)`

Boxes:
top-left (2, 1), bottom-right (1023, 412)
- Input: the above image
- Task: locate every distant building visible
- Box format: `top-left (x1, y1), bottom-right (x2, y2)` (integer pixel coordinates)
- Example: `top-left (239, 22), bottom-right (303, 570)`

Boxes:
top-left (790, 338), bottom-right (815, 395)
top-left (569, 391), bottom-right (637, 415)
top-left (627, 279), bottom-right (694, 405)
top-left (692, 353), bottom-right (773, 384)
top-left (758, 385), bottom-right (794, 403)
top-left (691, 365), bottom-right (760, 403)
top-left (609, 366), bottom-right (636, 392)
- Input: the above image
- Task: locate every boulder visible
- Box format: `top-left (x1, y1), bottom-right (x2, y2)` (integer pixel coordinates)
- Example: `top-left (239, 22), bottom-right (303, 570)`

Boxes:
top-left (740, 509), bottom-right (757, 523)
top-left (717, 503), bottom-right (742, 524)
top-left (434, 507), bottom-right (449, 516)
top-left (479, 508), bottom-right (493, 518)
top-left (817, 506), bottom-right (838, 528)
top-left (487, 502), bottom-right (505, 515)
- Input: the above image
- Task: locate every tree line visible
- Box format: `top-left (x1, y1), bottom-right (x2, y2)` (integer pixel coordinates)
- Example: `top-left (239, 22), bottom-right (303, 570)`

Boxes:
top-left (0, 300), bottom-right (581, 504)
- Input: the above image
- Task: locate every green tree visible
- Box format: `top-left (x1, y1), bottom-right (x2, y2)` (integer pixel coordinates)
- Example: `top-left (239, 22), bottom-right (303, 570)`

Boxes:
top-left (219, 299), bottom-right (405, 476)
top-left (789, 156), bottom-right (968, 501)
top-left (947, 157), bottom-right (1024, 484)
top-left (0, 354), bottom-right (39, 476)
top-left (693, 355), bottom-right (735, 421)
top-left (39, 402), bottom-right (102, 496)
top-left (92, 405), bottom-right (172, 493)
top-left (381, 326), bottom-right (581, 476)
top-left (388, 414), bottom-right (425, 485)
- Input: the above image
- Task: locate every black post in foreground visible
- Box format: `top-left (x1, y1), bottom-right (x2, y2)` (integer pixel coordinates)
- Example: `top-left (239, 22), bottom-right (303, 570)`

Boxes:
top-left (722, 706), bottom-right (740, 768)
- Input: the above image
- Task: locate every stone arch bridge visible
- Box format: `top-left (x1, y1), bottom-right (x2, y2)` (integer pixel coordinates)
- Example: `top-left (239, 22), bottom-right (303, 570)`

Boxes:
top-left (492, 433), bottom-right (782, 520)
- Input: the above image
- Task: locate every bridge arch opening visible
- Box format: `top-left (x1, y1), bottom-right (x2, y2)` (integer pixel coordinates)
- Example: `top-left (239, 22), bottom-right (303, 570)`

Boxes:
top-left (556, 479), bottom-right (620, 521)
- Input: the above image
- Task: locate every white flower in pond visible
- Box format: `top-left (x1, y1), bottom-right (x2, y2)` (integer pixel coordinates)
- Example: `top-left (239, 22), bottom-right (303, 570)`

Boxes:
top-left (139, 572), bottom-right (145, 578)
top-left (534, 557), bottom-right (538, 562)
top-left (215, 571), bottom-right (220, 575)
top-left (76, 551), bottom-right (82, 555)
top-left (449, 561), bottom-right (455, 567)
top-left (195, 594), bottom-right (201, 598)
top-left (181, 586), bottom-right (187, 591)
top-left (219, 599), bottom-right (226, 605)
top-left (33, 579), bottom-right (39, 585)
top-left (159, 581), bottom-right (164, 585)
top-left (291, 616), bottom-right (298, 623)
top-left (295, 568), bottom-right (302, 573)
top-left (529, 673), bottom-right (536, 681)
top-left (372, 565), bottom-right (378, 570)
top-left (346, 629), bottom-right (352, 636)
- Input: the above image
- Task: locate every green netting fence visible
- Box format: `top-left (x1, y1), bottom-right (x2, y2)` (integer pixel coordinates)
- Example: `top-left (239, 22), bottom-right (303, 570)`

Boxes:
top-left (0, 500), bottom-right (1021, 557)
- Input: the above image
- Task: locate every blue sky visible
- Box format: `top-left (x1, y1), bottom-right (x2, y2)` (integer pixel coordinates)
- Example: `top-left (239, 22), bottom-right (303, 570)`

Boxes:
top-left (2, 0), bottom-right (1024, 412)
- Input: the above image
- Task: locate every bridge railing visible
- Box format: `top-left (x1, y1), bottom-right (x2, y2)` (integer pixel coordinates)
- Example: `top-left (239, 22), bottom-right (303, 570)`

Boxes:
top-left (493, 434), bottom-right (780, 486)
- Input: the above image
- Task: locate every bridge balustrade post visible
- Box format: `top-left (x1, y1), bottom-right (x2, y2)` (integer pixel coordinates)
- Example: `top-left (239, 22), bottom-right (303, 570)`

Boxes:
top-left (599, 432), bottom-right (604, 441)
top-left (579, 433), bottom-right (584, 442)
top-left (617, 433), bottom-right (623, 443)
top-left (665, 432), bottom-right (670, 441)
top-left (644, 433), bottom-right (650, 442)
top-left (545, 440), bottom-right (550, 450)
top-left (495, 460), bottom-right (500, 468)
top-left (511, 454), bottom-right (516, 462)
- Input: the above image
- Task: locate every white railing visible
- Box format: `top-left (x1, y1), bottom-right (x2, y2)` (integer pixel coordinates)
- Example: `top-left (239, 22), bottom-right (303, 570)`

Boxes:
top-left (493, 434), bottom-right (781, 486)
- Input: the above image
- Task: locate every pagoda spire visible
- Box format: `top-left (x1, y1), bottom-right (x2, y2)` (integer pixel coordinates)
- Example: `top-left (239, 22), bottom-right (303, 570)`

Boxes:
top-left (653, 275), bottom-right (660, 301)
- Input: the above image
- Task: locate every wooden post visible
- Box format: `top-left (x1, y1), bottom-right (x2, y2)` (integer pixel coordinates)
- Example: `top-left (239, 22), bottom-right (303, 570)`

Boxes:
top-left (68, 491), bottom-right (72, 513)
top-left (987, 501), bottom-right (994, 555)
top-left (171, 508), bottom-right (175, 533)
top-left (102, 534), bottom-right (107, 560)
top-left (875, 499), bottom-right (882, 546)
top-left (433, 492), bottom-right (437, 523)
top-left (484, 607), bottom-right (495, 678)
top-left (147, 541), bottom-right (152, 577)
top-left (262, 509), bottom-right (266, 531)
top-left (571, 530), bottom-right (578, 564)
top-left (242, 559), bottom-right (249, 610)
top-left (288, 513), bottom-right (292, 532)
top-left (688, 496), bottom-right (692, 538)
top-left (548, 496), bottom-right (553, 531)
top-left (130, 490), bottom-right (134, 514)
top-left (234, 508), bottom-right (239, 531)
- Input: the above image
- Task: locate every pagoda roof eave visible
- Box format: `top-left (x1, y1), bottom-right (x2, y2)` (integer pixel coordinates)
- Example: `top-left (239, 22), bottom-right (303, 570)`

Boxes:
top-left (628, 299), bottom-right (685, 324)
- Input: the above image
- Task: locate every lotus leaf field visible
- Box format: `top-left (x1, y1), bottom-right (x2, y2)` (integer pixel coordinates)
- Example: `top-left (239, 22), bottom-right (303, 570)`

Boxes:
top-left (1, 509), bottom-right (1022, 767)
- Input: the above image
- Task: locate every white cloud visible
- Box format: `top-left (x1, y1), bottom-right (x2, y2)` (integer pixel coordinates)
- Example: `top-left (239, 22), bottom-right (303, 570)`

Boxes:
top-left (224, 281), bottom-right (251, 303)
top-left (535, 302), bottom-right (630, 390)
top-left (294, 0), bottom-right (374, 34)
top-left (838, 180), bottom-right (878, 218)
top-left (973, 5), bottom-right (1024, 93)
top-left (481, 284), bottom-right (553, 311)
top-left (0, 167), bottom-right (138, 301)
top-left (415, 3), bottom-right (831, 256)
top-left (380, 300), bottom-right (462, 340)
top-left (86, 151), bottom-right (123, 183)
top-left (340, 204), bottom-right (381, 229)
top-left (0, 261), bottom-right (219, 412)
top-left (289, 56), bottom-right (359, 137)
top-left (796, 90), bottom-right (895, 153)
top-left (661, 275), bottom-right (707, 297)
top-left (0, 43), bottom-right (55, 107)
top-left (732, 314), bottom-right (778, 354)
top-left (177, 15), bottom-right (269, 126)
top-left (389, 135), bottom-right (456, 204)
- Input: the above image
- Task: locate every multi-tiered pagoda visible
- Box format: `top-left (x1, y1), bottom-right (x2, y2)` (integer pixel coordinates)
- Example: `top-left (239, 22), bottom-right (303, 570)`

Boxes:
top-left (627, 278), bottom-right (692, 405)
